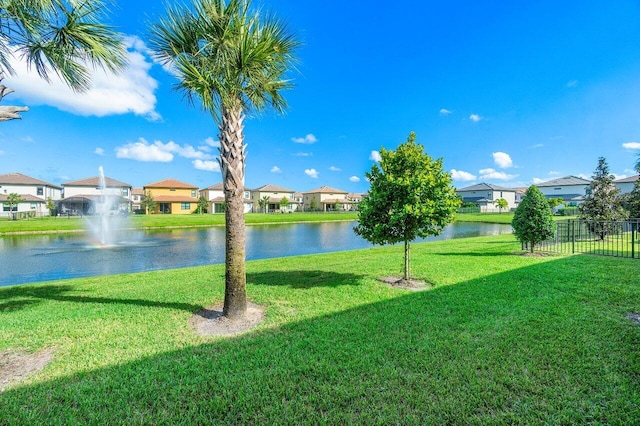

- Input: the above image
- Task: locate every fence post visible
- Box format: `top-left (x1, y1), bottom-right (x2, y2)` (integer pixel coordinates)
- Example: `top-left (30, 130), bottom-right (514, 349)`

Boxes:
top-left (632, 221), bottom-right (636, 259)
top-left (571, 220), bottom-right (575, 254)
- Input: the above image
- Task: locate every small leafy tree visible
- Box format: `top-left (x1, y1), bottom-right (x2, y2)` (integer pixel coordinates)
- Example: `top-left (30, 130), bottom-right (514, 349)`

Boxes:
top-left (6, 193), bottom-right (24, 220)
top-left (354, 132), bottom-right (460, 281)
top-left (309, 197), bottom-right (319, 211)
top-left (258, 195), bottom-right (270, 213)
top-left (547, 197), bottom-right (564, 212)
top-left (197, 196), bottom-right (208, 214)
top-left (579, 157), bottom-right (627, 239)
top-left (141, 191), bottom-right (156, 215)
top-left (512, 185), bottom-right (556, 253)
top-left (494, 198), bottom-right (508, 213)
top-left (279, 196), bottom-right (289, 212)
top-left (46, 197), bottom-right (57, 217)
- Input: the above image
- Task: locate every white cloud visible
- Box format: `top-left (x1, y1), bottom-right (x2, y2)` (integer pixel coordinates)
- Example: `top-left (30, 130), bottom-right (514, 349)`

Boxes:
top-left (94, 147), bottom-right (104, 156)
top-left (291, 134), bottom-right (318, 144)
top-left (622, 142), bottom-right (640, 150)
top-left (567, 80), bottom-right (578, 87)
top-left (625, 168), bottom-right (637, 175)
top-left (613, 173), bottom-right (628, 180)
top-left (329, 166), bottom-right (341, 172)
top-left (115, 137), bottom-right (213, 162)
top-left (479, 168), bottom-right (518, 180)
top-left (349, 176), bottom-right (360, 182)
top-left (293, 152), bottom-right (312, 157)
top-left (270, 166), bottom-right (281, 173)
top-left (21, 136), bottom-right (34, 143)
top-left (305, 168), bottom-right (319, 178)
top-left (439, 108), bottom-right (452, 116)
top-left (451, 169), bottom-right (477, 181)
top-left (529, 143), bottom-right (544, 149)
top-left (3, 35), bottom-right (160, 120)
top-left (549, 171), bottom-right (561, 176)
top-left (204, 137), bottom-right (220, 148)
top-left (532, 177), bottom-right (545, 184)
top-left (577, 173), bottom-right (591, 180)
top-left (492, 152), bottom-right (513, 168)
top-left (193, 160), bottom-right (220, 172)
top-left (370, 150), bottom-right (382, 162)
top-left (469, 114), bottom-right (482, 122)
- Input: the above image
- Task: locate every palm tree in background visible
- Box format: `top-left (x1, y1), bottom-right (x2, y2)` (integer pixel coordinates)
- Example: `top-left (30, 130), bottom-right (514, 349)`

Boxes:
top-left (0, 0), bottom-right (127, 120)
top-left (150, 0), bottom-right (299, 319)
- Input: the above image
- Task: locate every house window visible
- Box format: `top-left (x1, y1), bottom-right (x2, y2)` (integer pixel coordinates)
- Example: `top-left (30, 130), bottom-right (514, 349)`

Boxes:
top-left (181, 202), bottom-right (191, 210)
top-left (170, 189), bottom-right (176, 192)
top-left (37, 187), bottom-right (43, 196)
top-left (3, 203), bottom-right (10, 212)
top-left (244, 191), bottom-right (250, 199)
top-left (554, 188), bottom-right (561, 190)
top-left (121, 188), bottom-right (129, 196)
top-left (30, 203), bottom-right (37, 209)
top-left (191, 190), bottom-right (196, 197)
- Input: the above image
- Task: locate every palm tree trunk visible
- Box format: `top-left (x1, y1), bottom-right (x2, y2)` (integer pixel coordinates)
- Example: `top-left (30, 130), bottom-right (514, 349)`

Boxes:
top-left (219, 106), bottom-right (247, 319)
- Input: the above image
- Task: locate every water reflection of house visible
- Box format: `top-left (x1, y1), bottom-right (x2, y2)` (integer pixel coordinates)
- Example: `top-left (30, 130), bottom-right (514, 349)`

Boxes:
top-left (303, 186), bottom-right (353, 211)
top-left (251, 184), bottom-right (300, 212)
top-left (0, 172), bottom-right (62, 217)
top-left (200, 183), bottom-right (253, 213)
top-left (144, 178), bottom-right (199, 214)
top-left (61, 176), bottom-right (131, 215)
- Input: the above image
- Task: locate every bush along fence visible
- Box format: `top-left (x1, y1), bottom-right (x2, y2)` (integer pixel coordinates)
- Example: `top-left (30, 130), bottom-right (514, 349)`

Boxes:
top-left (523, 219), bottom-right (640, 259)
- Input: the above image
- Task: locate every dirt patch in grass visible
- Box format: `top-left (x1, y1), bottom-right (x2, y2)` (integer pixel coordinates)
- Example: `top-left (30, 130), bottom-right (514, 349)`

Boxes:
top-left (0, 348), bottom-right (54, 392)
top-left (189, 301), bottom-right (265, 337)
top-left (627, 313), bottom-right (640, 324)
top-left (379, 276), bottom-right (431, 291)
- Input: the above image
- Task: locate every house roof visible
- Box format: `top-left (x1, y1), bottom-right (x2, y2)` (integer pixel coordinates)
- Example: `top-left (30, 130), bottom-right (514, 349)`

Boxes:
top-left (0, 172), bottom-right (61, 189)
top-left (253, 183), bottom-right (296, 193)
top-left (132, 187), bottom-right (144, 195)
top-left (144, 178), bottom-right (198, 189)
top-left (535, 175), bottom-right (591, 187)
top-left (63, 176), bottom-right (131, 188)
top-left (154, 195), bottom-right (199, 202)
top-left (457, 183), bottom-right (515, 192)
top-left (201, 183), bottom-right (251, 191)
top-left (615, 175), bottom-right (639, 183)
top-left (304, 185), bottom-right (348, 194)
top-left (0, 193), bottom-right (45, 202)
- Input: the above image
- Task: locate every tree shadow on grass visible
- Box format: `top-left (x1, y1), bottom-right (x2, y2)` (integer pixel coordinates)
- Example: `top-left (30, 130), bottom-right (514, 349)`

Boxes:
top-left (246, 270), bottom-right (365, 289)
top-left (1, 255), bottom-right (639, 423)
top-left (0, 284), bottom-right (202, 314)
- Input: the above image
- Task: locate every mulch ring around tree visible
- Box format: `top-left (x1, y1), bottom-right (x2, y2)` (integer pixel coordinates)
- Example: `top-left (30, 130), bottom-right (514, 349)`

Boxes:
top-left (189, 301), bottom-right (266, 337)
top-left (379, 276), bottom-right (432, 291)
top-left (0, 347), bottom-right (55, 392)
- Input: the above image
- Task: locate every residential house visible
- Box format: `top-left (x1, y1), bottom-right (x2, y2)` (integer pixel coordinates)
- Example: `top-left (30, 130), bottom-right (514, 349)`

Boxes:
top-left (0, 172), bottom-right (62, 217)
top-left (303, 186), bottom-right (352, 211)
top-left (61, 176), bottom-right (132, 215)
top-left (131, 187), bottom-right (144, 212)
top-left (347, 193), bottom-right (365, 210)
top-left (200, 183), bottom-right (253, 213)
top-left (144, 178), bottom-right (199, 214)
top-left (535, 175), bottom-right (591, 206)
top-left (251, 184), bottom-right (300, 212)
top-left (614, 175), bottom-right (639, 195)
top-left (456, 183), bottom-right (517, 212)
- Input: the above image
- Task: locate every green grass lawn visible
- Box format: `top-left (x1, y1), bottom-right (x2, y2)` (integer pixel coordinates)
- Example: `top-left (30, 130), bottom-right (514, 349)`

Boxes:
top-left (456, 212), bottom-right (578, 224)
top-left (0, 212), bottom-right (358, 235)
top-left (1, 234), bottom-right (639, 423)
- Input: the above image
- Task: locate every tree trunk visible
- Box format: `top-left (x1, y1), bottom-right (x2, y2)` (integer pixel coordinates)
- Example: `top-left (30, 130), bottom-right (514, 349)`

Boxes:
top-left (404, 239), bottom-right (411, 280)
top-left (0, 81), bottom-right (28, 121)
top-left (219, 106), bottom-right (247, 319)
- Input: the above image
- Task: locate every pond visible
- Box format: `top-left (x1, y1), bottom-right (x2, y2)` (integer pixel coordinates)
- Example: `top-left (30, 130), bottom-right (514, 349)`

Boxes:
top-left (0, 221), bottom-right (512, 287)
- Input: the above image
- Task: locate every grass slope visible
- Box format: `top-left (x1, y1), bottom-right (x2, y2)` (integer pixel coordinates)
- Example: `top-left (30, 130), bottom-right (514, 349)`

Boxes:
top-left (1, 234), bottom-right (639, 423)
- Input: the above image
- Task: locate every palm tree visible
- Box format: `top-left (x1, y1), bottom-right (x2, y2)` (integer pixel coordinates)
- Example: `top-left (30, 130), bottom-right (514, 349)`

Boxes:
top-left (0, 0), bottom-right (127, 120)
top-left (150, 0), bottom-right (299, 319)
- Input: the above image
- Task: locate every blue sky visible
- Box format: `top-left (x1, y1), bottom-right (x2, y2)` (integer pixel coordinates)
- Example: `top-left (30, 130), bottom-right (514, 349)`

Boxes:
top-left (1, 0), bottom-right (640, 192)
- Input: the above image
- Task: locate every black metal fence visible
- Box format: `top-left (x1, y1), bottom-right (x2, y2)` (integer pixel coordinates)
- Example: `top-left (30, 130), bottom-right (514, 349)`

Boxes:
top-left (523, 219), bottom-right (640, 259)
